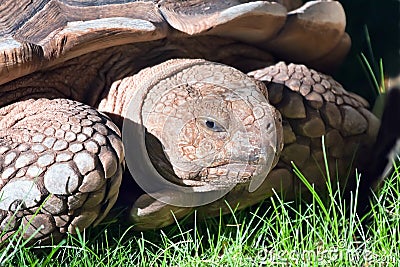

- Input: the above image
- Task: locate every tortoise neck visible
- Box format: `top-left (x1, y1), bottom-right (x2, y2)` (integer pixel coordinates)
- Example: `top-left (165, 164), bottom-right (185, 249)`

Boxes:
top-left (96, 76), bottom-right (137, 128)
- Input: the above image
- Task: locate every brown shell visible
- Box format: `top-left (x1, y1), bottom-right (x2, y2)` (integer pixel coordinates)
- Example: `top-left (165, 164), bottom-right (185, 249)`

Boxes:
top-left (0, 0), bottom-right (349, 87)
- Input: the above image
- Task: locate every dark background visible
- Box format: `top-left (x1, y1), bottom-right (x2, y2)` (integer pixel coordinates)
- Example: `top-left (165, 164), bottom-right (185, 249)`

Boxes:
top-left (336, 0), bottom-right (399, 104)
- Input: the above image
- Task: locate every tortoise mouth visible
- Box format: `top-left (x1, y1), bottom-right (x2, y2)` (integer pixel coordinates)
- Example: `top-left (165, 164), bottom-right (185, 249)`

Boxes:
top-left (145, 132), bottom-right (259, 187)
top-left (145, 130), bottom-right (270, 189)
top-left (194, 163), bottom-right (261, 186)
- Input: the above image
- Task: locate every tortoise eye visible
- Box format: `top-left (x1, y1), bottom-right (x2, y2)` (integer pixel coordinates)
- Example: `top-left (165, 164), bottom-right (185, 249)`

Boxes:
top-left (204, 119), bottom-right (226, 132)
top-left (205, 120), bottom-right (215, 128)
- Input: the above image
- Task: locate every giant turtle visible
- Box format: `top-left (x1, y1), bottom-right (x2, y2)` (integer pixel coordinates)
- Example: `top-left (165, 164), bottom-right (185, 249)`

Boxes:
top-left (0, 0), bottom-right (379, 242)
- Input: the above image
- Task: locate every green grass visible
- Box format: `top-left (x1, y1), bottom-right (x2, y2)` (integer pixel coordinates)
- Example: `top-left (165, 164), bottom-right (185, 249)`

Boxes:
top-left (1, 153), bottom-right (399, 266)
top-left (358, 26), bottom-right (388, 119)
top-left (359, 26), bottom-right (387, 96)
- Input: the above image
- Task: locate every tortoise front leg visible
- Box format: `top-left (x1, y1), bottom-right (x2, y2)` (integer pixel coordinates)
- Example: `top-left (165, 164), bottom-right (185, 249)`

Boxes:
top-left (0, 98), bottom-right (124, 242)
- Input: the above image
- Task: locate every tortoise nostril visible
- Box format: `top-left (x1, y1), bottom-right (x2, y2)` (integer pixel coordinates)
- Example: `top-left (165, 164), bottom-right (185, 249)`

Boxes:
top-left (248, 153), bottom-right (261, 163)
top-left (249, 155), bottom-right (259, 163)
top-left (247, 147), bottom-right (270, 165)
top-left (266, 122), bottom-right (273, 131)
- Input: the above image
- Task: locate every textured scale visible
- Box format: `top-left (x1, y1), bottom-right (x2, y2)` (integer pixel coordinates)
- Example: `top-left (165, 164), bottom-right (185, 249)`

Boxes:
top-left (0, 99), bottom-right (124, 241)
top-left (248, 62), bottom-right (379, 195)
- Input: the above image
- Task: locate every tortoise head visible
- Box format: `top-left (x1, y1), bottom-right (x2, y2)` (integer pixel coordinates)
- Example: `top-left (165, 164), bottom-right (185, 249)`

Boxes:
top-left (122, 59), bottom-right (283, 207)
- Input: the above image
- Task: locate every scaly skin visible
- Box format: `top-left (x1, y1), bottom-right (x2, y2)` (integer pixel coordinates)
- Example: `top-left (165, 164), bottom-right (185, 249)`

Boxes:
top-left (0, 99), bottom-right (124, 242)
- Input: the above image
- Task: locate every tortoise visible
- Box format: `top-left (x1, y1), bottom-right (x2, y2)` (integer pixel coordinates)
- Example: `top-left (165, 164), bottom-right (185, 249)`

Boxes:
top-left (0, 0), bottom-right (380, 243)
